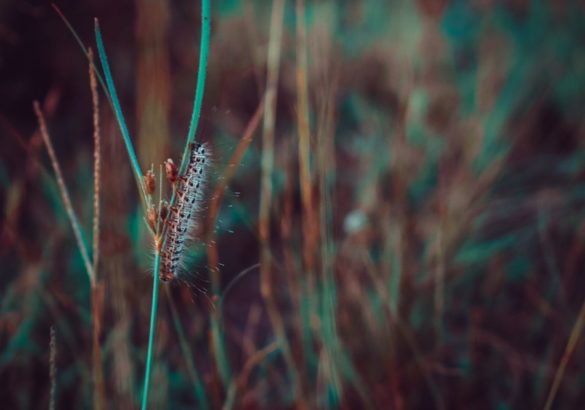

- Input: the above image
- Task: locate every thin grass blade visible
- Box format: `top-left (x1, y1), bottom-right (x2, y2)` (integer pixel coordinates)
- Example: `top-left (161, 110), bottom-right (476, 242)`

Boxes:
top-left (94, 19), bottom-right (145, 198)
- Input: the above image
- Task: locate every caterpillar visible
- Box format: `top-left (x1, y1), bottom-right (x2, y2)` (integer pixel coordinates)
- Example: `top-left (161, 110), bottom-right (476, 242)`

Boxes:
top-left (160, 142), bottom-right (209, 282)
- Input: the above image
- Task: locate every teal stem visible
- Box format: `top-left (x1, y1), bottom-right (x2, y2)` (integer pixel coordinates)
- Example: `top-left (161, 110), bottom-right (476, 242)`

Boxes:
top-left (52, 5), bottom-right (113, 106)
top-left (141, 250), bottom-right (161, 410)
top-left (178, 0), bottom-right (211, 176)
top-left (94, 20), bottom-right (145, 195)
top-left (167, 287), bottom-right (209, 410)
top-left (163, 0), bottom-right (211, 247)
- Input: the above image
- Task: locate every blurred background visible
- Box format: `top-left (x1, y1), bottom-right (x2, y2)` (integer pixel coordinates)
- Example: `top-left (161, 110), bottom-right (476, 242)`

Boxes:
top-left (2, 0), bottom-right (585, 408)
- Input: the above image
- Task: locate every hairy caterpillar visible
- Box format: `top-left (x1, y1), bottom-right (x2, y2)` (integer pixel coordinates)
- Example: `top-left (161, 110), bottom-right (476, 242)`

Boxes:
top-left (160, 142), bottom-right (209, 282)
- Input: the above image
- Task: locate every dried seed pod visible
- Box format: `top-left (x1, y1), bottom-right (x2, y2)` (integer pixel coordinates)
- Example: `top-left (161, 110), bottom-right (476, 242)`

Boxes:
top-left (147, 206), bottom-right (157, 231)
top-left (164, 159), bottom-right (178, 184)
top-left (160, 200), bottom-right (169, 222)
top-left (144, 169), bottom-right (156, 195)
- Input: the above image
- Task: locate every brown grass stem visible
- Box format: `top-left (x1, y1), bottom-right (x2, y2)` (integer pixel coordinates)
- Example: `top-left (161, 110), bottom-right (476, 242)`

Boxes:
top-left (259, 0), bottom-right (304, 407)
top-left (205, 89), bottom-right (263, 410)
top-left (295, 0), bottom-right (318, 278)
top-left (358, 248), bottom-right (444, 410)
top-left (49, 326), bottom-right (57, 410)
top-left (207, 98), bottom-right (264, 290)
top-left (165, 286), bottom-right (208, 410)
top-left (89, 49), bottom-right (105, 408)
top-left (90, 282), bottom-right (105, 410)
top-left (136, 0), bottom-right (171, 167)
top-left (222, 341), bottom-right (279, 410)
top-left (89, 49), bottom-right (101, 280)
top-left (315, 49), bottom-right (346, 404)
top-left (543, 297), bottom-right (585, 410)
top-left (33, 101), bottom-right (94, 281)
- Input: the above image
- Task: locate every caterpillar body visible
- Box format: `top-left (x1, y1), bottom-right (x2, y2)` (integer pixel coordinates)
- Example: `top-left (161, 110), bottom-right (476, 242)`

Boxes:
top-left (160, 142), bottom-right (209, 282)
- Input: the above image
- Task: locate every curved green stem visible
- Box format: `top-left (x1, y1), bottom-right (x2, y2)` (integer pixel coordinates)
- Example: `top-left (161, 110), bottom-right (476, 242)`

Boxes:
top-left (94, 20), bottom-right (146, 201)
top-left (141, 250), bottom-right (161, 410)
top-left (179, 0), bottom-right (211, 175)
top-left (162, 0), bottom-right (211, 250)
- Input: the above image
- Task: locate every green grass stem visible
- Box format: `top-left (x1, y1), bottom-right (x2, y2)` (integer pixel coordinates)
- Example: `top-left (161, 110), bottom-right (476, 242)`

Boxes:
top-left (141, 250), bottom-right (161, 410)
top-left (52, 5), bottom-right (113, 105)
top-left (166, 286), bottom-right (209, 410)
top-left (140, 0), bottom-right (211, 407)
top-left (91, 1), bottom-right (211, 407)
top-left (94, 20), bottom-right (146, 201)
top-left (178, 0), bottom-right (211, 175)
top-left (161, 0), bottom-right (211, 258)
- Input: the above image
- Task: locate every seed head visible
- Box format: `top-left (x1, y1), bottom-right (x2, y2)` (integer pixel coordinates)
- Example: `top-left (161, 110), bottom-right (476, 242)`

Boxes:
top-left (147, 206), bottom-right (157, 231)
top-left (144, 169), bottom-right (156, 195)
top-left (160, 200), bottom-right (169, 222)
top-left (164, 159), bottom-right (178, 184)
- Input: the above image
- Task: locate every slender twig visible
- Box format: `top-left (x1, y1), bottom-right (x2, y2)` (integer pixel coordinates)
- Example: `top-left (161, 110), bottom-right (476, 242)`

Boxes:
top-left (34, 102), bottom-right (94, 280)
top-left (544, 297), bottom-right (585, 410)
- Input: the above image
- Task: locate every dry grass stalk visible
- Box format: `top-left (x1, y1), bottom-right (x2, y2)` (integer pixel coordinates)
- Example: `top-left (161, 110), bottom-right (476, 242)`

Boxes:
top-left (296, 0), bottom-right (318, 279)
top-left (314, 34), bottom-right (347, 404)
top-left (49, 326), bottom-right (57, 410)
top-left (544, 297), bottom-right (585, 410)
top-left (91, 282), bottom-right (105, 410)
top-left (259, 0), bottom-right (304, 406)
top-left (88, 48), bottom-right (106, 410)
top-left (223, 341), bottom-right (279, 410)
top-left (206, 98), bottom-right (264, 288)
top-left (89, 48), bottom-right (101, 279)
top-left (136, 0), bottom-right (171, 166)
top-left (33, 101), bottom-right (94, 280)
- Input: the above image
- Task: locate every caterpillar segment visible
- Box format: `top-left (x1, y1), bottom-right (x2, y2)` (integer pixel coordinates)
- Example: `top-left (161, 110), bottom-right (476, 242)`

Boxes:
top-left (159, 143), bottom-right (209, 282)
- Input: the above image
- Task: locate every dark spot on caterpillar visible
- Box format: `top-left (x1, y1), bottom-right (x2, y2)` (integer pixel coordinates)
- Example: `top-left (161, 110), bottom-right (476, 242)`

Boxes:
top-left (159, 269), bottom-right (174, 282)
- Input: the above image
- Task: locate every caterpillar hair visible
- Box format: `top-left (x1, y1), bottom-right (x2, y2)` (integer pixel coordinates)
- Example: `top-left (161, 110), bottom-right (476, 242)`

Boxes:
top-left (160, 142), bottom-right (209, 282)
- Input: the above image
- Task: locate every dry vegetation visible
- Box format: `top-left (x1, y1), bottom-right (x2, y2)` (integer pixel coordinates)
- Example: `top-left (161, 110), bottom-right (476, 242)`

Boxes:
top-left (2, 0), bottom-right (585, 409)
